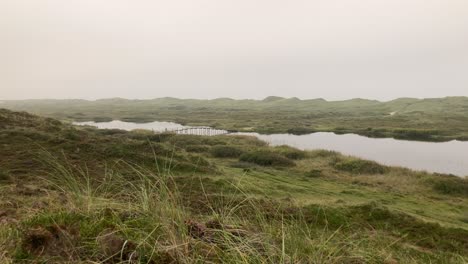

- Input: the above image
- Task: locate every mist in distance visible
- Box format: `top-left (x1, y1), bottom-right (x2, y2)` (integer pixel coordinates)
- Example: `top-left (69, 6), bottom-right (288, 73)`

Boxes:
top-left (1, 0), bottom-right (468, 101)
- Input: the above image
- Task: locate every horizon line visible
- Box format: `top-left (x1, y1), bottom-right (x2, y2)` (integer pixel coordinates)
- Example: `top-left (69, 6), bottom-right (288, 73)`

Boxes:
top-left (1, 95), bottom-right (468, 103)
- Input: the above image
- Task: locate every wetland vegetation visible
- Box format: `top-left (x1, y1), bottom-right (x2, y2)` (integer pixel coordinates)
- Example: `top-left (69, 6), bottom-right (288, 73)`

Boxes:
top-left (3, 96), bottom-right (468, 142)
top-left (1, 108), bottom-right (468, 263)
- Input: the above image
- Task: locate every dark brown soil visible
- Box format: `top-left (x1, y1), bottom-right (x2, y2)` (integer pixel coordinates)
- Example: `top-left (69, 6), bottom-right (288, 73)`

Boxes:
top-left (22, 224), bottom-right (80, 260)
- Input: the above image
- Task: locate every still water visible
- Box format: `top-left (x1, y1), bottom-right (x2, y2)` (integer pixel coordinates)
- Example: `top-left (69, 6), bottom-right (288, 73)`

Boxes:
top-left (238, 132), bottom-right (468, 177)
top-left (74, 121), bottom-right (468, 177)
top-left (74, 120), bottom-right (187, 132)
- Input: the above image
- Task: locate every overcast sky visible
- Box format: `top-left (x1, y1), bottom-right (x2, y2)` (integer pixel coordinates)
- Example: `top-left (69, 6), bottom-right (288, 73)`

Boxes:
top-left (1, 0), bottom-right (468, 101)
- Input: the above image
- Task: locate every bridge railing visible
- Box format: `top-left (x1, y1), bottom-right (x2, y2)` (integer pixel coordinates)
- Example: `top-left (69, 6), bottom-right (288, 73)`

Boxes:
top-left (156, 127), bottom-right (230, 136)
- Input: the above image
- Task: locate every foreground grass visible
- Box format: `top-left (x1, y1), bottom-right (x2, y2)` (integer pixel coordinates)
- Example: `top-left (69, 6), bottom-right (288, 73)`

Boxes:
top-left (1, 109), bottom-right (468, 263)
top-left (3, 157), bottom-right (467, 263)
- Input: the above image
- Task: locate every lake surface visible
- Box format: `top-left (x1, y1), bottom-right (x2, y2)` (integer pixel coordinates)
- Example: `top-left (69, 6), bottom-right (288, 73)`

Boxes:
top-left (238, 132), bottom-right (468, 177)
top-left (74, 120), bottom-right (229, 135)
top-left (74, 120), bottom-right (187, 132)
top-left (74, 121), bottom-right (468, 177)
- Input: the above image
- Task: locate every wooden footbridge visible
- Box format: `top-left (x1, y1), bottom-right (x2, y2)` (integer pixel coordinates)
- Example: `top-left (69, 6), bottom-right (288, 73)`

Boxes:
top-left (163, 127), bottom-right (231, 136)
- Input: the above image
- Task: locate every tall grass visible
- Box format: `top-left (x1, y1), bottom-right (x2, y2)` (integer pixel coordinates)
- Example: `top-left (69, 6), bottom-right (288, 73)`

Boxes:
top-left (0, 225), bottom-right (17, 264)
top-left (31, 151), bottom-right (285, 263)
top-left (33, 151), bottom-right (328, 263)
top-left (11, 150), bottom-right (468, 263)
top-left (38, 150), bottom-right (125, 213)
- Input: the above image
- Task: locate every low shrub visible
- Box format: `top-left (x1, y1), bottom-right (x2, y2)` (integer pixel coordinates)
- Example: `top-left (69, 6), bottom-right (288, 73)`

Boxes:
top-left (63, 129), bottom-right (81, 140)
top-left (274, 145), bottom-right (307, 160)
top-left (146, 132), bottom-right (175, 142)
top-left (287, 127), bottom-right (315, 135)
top-left (305, 169), bottom-right (322, 178)
top-left (211, 145), bottom-right (244, 158)
top-left (393, 129), bottom-right (440, 141)
top-left (360, 128), bottom-right (387, 138)
top-left (230, 161), bottom-right (258, 171)
top-left (199, 137), bottom-right (228, 146)
top-left (167, 135), bottom-right (203, 146)
top-left (0, 169), bottom-right (10, 182)
top-left (96, 129), bottom-right (127, 136)
top-left (334, 159), bottom-right (387, 174)
top-left (461, 213), bottom-right (468, 224)
top-left (184, 145), bottom-right (210, 153)
top-left (8, 129), bottom-right (52, 141)
top-left (228, 135), bottom-right (268, 147)
top-left (308, 150), bottom-right (340, 159)
top-left (188, 154), bottom-right (211, 165)
top-left (239, 151), bottom-right (294, 167)
top-left (433, 177), bottom-right (468, 197)
top-left (92, 117), bottom-right (113, 122)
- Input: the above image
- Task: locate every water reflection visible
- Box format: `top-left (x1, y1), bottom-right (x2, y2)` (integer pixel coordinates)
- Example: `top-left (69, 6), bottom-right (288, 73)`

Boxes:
top-left (74, 121), bottom-right (468, 177)
top-left (74, 120), bottom-right (186, 132)
top-left (238, 132), bottom-right (468, 177)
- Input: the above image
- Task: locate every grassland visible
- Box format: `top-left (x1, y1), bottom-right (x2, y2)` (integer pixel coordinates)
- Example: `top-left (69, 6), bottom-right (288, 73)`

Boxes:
top-left (1, 108), bottom-right (468, 263)
top-left (2, 96), bottom-right (468, 141)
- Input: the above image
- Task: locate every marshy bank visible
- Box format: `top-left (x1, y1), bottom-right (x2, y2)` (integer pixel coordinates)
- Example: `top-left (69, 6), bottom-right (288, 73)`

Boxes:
top-left (1, 109), bottom-right (468, 263)
top-left (75, 120), bottom-right (468, 177)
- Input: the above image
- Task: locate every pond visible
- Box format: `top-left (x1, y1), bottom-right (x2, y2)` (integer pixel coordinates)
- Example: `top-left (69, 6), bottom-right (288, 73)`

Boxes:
top-left (74, 120), bottom-right (229, 135)
top-left (73, 120), bottom-right (187, 132)
top-left (74, 121), bottom-right (468, 177)
top-left (238, 132), bottom-right (468, 177)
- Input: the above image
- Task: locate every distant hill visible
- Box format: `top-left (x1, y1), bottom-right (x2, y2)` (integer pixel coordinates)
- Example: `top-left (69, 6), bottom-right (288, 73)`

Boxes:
top-left (262, 96), bottom-right (285, 102)
top-left (3, 96), bottom-right (468, 113)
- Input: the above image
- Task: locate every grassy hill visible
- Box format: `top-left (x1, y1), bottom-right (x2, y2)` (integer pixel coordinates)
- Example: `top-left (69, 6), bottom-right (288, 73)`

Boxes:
top-left (2, 97), bottom-right (468, 141)
top-left (1, 109), bottom-right (468, 263)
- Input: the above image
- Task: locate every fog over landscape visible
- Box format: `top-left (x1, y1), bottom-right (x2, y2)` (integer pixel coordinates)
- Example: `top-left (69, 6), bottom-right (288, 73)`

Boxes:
top-left (2, 0), bottom-right (468, 100)
top-left (3, 2), bottom-right (468, 263)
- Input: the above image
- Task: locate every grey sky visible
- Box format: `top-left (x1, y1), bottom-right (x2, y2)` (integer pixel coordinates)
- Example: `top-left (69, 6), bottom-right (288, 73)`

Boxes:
top-left (1, 0), bottom-right (468, 101)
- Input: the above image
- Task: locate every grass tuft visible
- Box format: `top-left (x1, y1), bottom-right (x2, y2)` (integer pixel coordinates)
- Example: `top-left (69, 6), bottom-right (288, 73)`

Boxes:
top-left (211, 145), bottom-right (245, 158)
top-left (333, 158), bottom-right (388, 174)
top-left (432, 177), bottom-right (468, 197)
top-left (239, 151), bottom-right (295, 167)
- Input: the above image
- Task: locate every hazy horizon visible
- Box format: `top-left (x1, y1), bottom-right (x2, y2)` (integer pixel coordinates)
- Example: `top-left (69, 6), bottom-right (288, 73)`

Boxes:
top-left (2, 0), bottom-right (468, 101)
top-left (2, 95), bottom-right (468, 103)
